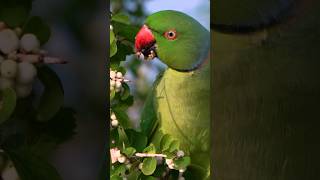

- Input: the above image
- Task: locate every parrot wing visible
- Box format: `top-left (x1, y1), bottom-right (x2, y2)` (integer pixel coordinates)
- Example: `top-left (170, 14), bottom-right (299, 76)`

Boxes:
top-left (139, 71), bottom-right (164, 138)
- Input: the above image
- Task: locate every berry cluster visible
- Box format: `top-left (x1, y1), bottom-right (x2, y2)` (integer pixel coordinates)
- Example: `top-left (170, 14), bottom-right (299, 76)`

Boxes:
top-left (110, 69), bottom-right (128, 92)
top-left (110, 148), bottom-right (129, 164)
top-left (110, 112), bottom-right (119, 128)
top-left (0, 21), bottom-right (64, 98)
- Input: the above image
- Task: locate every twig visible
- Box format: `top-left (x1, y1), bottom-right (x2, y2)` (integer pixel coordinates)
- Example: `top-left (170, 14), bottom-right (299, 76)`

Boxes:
top-left (135, 153), bottom-right (167, 158)
top-left (16, 53), bottom-right (67, 64)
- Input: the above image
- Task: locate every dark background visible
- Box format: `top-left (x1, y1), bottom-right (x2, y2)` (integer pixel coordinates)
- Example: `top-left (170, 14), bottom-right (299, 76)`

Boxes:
top-left (30, 0), bottom-right (107, 179)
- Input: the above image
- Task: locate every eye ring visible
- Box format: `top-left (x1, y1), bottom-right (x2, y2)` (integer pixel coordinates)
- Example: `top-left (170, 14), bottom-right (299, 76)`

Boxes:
top-left (164, 29), bottom-right (177, 40)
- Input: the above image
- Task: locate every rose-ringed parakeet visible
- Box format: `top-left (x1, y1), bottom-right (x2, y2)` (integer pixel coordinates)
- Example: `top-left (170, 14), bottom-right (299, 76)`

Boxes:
top-left (135, 10), bottom-right (211, 179)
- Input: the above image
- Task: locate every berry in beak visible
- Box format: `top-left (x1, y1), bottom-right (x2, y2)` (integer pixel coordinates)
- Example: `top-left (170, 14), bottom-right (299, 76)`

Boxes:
top-left (135, 25), bottom-right (157, 61)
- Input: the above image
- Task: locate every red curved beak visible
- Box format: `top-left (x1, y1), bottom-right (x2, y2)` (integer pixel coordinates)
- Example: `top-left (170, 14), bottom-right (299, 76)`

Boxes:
top-left (135, 25), bottom-right (155, 53)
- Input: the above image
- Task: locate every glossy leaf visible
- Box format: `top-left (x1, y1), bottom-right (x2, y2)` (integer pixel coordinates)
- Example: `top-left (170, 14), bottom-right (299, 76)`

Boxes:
top-left (123, 147), bottom-right (136, 157)
top-left (174, 157), bottom-right (191, 170)
top-left (112, 13), bottom-right (130, 25)
top-left (168, 140), bottom-right (180, 153)
top-left (4, 147), bottom-right (62, 180)
top-left (111, 164), bottom-right (126, 177)
top-left (143, 144), bottom-right (156, 154)
top-left (36, 66), bottom-right (64, 122)
top-left (0, 6), bottom-right (29, 27)
top-left (141, 157), bottom-right (157, 176)
top-left (110, 30), bottom-right (117, 57)
top-left (112, 106), bottom-right (131, 128)
top-left (0, 88), bottom-right (17, 124)
top-left (160, 134), bottom-right (173, 152)
top-left (120, 83), bottom-right (130, 101)
top-left (125, 129), bottom-right (148, 152)
top-left (23, 16), bottom-right (51, 45)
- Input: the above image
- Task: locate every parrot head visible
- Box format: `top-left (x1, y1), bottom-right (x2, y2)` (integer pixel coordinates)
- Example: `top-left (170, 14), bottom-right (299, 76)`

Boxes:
top-left (135, 10), bottom-right (210, 71)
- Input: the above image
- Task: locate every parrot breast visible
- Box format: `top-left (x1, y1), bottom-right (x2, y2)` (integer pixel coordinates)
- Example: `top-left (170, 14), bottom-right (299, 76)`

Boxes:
top-left (154, 62), bottom-right (211, 176)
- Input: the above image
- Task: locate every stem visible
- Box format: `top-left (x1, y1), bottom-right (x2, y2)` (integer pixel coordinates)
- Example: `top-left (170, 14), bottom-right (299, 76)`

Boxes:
top-left (134, 153), bottom-right (167, 158)
top-left (16, 54), bottom-right (67, 64)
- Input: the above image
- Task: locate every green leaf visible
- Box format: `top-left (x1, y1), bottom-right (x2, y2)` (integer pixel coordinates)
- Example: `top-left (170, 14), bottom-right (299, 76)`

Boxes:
top-left (173, 157), bottom-right (191, 170)
top-left (153, 165), bottom-right (167, 177)
top-left (160, 134), bottom-right (173, 152)
top-left (141, 157), bottom-right (157, 176)
top-left (110, 29), bottom-right (116, 44)
top-left (110, 89), bottom-right (116, 101)
top-left (140, 174), bottom-right (156, 180)
top-left (23, 16), bottom-right (51, 45)
top-left (121, 83), bottom-right (130, 101)
top-left (36, 66), bottom-right (64, 122)
top-left (112, 21), bottom-right (139, 43)
top-left (143, 144), bottom-right (156, 154)
top-left (118, 127), bottom-right (129, 149)
top-left (111, 42), bottom-right (133, 64)
top-left (110, 30), bottom-right (117, 57)
top-left (123, 147), bottom-right (136, 157)
top-left (112, 13), bottom-right (130, 25)
top-left (3, 147), bottom-right (62, 180)
top-left (110, 41), bottom-right (117, 58)
top-left (125, 129), bottom-right (148, 152)
top-left (112, 106), bottom-right (131, 128)
top-left (119, 95), bottom-right (134, 109)
top-left (35, 108), bottom-right (76, 144)
top-left (0, 6), bottom-right (29, 27)
top-left (110, 128), bottom-right (119, 148)
top-left (0, 88), bottom-right (16, 124)
top-left (111, 164), bottom-right (126, 176)
top-left (127, 170), bottom-right (141, 180)
top-left (110, 175), bottom-right (122, 180)
top-left (168, 140), bottom-right (180, 153)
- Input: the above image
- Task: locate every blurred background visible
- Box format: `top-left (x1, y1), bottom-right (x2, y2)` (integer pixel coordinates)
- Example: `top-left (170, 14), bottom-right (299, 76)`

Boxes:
top-left (27, 0), bottom-right (209, 179)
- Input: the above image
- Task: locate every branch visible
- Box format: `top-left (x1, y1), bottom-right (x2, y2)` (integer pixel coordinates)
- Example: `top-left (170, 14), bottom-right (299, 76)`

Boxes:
top-left (134, 153), bottom-right (167, 158)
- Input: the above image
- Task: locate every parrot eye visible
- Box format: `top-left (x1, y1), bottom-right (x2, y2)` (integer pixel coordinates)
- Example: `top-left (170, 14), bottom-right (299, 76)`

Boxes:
top-left (164, 30), bottom-right (177, 40)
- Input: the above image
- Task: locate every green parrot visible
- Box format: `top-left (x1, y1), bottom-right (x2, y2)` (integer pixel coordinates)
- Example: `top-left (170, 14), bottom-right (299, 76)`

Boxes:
top-left (134, 10), bottom-right (211, 179)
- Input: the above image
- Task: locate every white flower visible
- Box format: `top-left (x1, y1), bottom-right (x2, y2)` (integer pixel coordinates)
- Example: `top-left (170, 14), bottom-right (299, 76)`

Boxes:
top-left (110, 148), bottom-right (121, 164)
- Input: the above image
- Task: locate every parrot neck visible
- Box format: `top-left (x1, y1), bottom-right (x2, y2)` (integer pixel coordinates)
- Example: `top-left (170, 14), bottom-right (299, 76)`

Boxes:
top-left (169, 50), bottom-right (210, 73)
